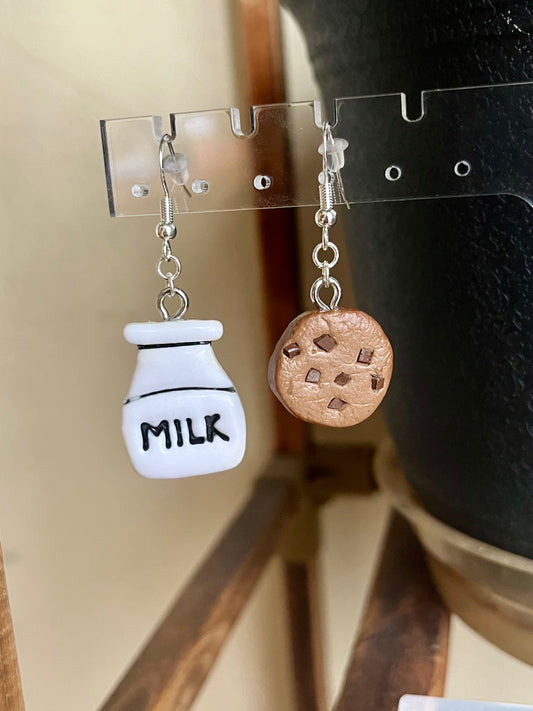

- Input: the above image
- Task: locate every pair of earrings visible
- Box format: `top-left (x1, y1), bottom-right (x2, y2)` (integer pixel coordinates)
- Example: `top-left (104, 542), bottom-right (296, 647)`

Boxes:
top-left (122, 125), bottom-right (393, 479)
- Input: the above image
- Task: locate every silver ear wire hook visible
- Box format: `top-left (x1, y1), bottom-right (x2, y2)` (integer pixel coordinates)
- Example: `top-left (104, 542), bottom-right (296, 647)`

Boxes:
top-left (310, 121), bottom-right (346, 311)
top-left (159, 134), bottom-right (175, 224)
top-left (155, 134), bottom-right (189, 320)
top-left (159, 134), bottom-right (173, 199)
top-left (321, 122), bottom-right (350, 210)
top-left (159, 133), bottom-right (192, 203)
top-left (322, 121), bottom-right (330, 181)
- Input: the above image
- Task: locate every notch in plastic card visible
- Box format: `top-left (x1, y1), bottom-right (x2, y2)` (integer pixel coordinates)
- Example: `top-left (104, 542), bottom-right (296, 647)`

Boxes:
top-left (400, 697), bottom-right (533, 711)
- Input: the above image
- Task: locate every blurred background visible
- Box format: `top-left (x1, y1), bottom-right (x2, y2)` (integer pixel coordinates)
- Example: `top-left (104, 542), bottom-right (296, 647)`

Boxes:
top-left (0, 2), bottom-right (532, 709)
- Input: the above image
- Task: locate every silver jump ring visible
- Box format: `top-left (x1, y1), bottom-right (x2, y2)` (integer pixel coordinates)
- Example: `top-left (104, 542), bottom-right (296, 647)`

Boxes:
top-left (310, 276), bottom-right (342, 311)
top-left (157, 254), bottom-right (182, 280)
top-left (157, 285), bottom-right (189, 321)
top-left (312, 242), bottom-right (339, 269)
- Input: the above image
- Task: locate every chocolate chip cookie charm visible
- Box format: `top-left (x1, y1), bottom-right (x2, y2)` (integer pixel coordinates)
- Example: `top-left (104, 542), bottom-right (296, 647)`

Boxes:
top-left (269, 308), bottom-right (392, 427)
top-left (268, 123), bottom-right (393, 427)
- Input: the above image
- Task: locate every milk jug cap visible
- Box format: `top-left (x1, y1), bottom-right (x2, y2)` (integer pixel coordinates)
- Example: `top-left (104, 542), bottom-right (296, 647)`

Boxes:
top-left (124, 319), bottom-right (223, 346)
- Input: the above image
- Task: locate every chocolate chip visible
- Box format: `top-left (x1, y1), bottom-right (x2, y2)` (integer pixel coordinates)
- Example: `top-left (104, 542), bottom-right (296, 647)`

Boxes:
top-left (371, 374), bottom-right (385, 390)
top-left (334, 372), bottom-right (351, 386)
top-left (357, 348), bottom-right (374, 364)
top-left (328, 397), bottom-right (347, 411)
top-left (305, 368), bottom-right (321, 384)
top-left (314, 333), bottom-right (336, 352)
top-left (283, 342), bottom-right (301, 358)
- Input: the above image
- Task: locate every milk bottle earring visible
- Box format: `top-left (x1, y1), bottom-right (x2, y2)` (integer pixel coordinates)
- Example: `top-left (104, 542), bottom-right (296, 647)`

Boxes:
top-left (122, 134), bottom-right (246, 478)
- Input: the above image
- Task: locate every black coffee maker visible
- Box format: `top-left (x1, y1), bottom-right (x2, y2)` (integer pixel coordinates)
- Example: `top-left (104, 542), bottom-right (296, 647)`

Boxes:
top-left (283, 0), bottom-right (533, 560)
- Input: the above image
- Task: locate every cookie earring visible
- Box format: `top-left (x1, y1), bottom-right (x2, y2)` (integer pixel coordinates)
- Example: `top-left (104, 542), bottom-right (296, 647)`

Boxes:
top-left (268, 123), bottom-right (393, 427)
top-left (122, 134), bottom-right (246, 478)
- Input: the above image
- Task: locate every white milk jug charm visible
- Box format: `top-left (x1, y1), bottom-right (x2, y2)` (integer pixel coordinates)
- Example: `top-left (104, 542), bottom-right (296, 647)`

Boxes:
top-left (123, 320), bottom-right (246, 478)
top-left (120, 134), bottom-right (246, 478)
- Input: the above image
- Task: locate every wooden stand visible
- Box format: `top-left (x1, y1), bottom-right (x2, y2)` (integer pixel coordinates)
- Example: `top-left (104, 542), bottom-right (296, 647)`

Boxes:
top-left (0, 453), bottom-right (450, 711)
top-left (94, 452), bottom-right (449, 711)
top-left (0, 546), bottom-right (24, 711)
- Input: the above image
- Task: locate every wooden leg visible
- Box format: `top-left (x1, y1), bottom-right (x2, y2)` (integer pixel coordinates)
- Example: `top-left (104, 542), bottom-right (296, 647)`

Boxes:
top-left (281, 494), bottom-right (326, 711)
top-left (99, 472), bottom-right (295, 711)
top-left (284, 559), bottom-right (326, 711)
top-left (0, 546), bottom-right (25, 711)
top-left (333, 513), bottom-right (450, 711)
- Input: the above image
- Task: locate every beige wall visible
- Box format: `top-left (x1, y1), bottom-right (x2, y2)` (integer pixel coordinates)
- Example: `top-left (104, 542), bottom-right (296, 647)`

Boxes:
top-left (1, 2), bottom-right (533, 710)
